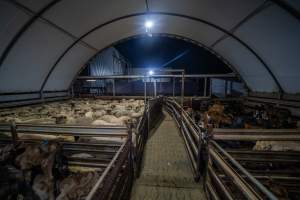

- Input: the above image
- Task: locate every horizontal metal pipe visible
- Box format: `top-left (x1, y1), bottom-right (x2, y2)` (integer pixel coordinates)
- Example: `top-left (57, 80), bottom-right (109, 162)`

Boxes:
top-left (0, 137), bottom-right (122, 148)
top-left (77, 73), bottom-right (236, 79)
top-left (67, 157), bottom-right (112, 163)
top-left (68, 161), bottom-right (107, 168)
top-left (226, 150), bottom-right (300, 156)
top-left (64, 147), bottom-right (117, 154)
top-left (213, 128), bottom-right (300, 141)
top-left (0, 128), bottom-right (127, 138)
top-left (218, 174), bottom-right (300, 182)
top-left (213, 128), bottom-right (300, 134)
top-left (0, 96), bottom-right (70, 108)
top-left (213, 134), bottom-right (300, 141)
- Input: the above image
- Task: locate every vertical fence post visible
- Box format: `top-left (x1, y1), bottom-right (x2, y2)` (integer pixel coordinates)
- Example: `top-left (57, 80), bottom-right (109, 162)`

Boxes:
top-left (173, 77), bottom-right (175, 98)
top-left (144, 77), bottom-right (147, 103)
top-left (181, 71), bottom-right (185, 108)
top-left (224, 80), bottom-right (228, 97)
top-left (181, 71), bottom-right (185, 130)
top-left (71, 85), bottom-right (74, 98)
top-left (230, 81), bottom-right (233, 96)
top-left (112, 79), bottom-right (115, 96)
top-left (154, 79), bottom-right (157, 98)
top-left (209, 78), bottom-right (212, 97)
top-left (10, 122), bottom-right (17, 145)
top-left (204, 77), bottom-right (207, 97)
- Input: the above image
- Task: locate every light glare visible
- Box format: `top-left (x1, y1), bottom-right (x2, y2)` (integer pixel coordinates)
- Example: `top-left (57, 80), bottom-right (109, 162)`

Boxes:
top-left (145, 21), bottom-right (153, 28)
top-left (148, 70), bottom-right (154, 75)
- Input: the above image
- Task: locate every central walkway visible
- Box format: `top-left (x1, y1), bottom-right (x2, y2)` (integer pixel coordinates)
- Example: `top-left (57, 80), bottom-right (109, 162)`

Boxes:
top-left (131, 111), bottom-right (205, 200)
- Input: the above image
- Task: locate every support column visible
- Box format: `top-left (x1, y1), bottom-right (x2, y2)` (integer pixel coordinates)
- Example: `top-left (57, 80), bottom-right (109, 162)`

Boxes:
top-left (181, 71), bottom-right (185, 108)
top-left (154, 79), bottom-right (157, 98)
top-left (144, 78), bottom-right (147, 103)
top-left (204, 77), bottom-right (207, 97)
top-left (173, 77), bottom-right (175, 97)
top-left (224, 80), bottom-right (228, 97)
top-left (112, 79), bottom-right (115, 96)
top-left (209, 78), bottom-right (212, 97)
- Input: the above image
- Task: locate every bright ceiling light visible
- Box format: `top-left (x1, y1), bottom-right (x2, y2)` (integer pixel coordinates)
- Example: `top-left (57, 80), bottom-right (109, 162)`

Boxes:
top-left (145, 20), bottom-right (153, 28)
top-left (148, 70), bottom-right (154, 75)
top-left (86, 79), bottom-right (96, 82)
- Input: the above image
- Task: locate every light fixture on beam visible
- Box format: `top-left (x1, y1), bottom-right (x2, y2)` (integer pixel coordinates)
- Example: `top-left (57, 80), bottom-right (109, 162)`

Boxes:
top-left (148, 70), bottom-right (154, 75)
top-left (145, 20), bottom-right (153, 28)
top-left (145, 20), bottom-right (154, 37)
top-left (86, 79), bottom-right (96, 82)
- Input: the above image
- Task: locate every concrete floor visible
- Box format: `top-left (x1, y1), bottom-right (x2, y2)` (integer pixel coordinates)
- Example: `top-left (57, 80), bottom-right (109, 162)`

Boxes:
top-left (130, 112), bottom-right (206, 200)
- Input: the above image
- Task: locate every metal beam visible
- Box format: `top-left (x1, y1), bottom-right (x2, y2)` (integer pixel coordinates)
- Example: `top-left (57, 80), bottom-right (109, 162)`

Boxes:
top-left (212, 128), bottom-right (300, 141)
top-left (77, 73), bottom-right (236, 79)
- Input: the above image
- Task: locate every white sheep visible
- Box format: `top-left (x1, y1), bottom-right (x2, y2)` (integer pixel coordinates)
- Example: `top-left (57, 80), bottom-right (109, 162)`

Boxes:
top-left (84, 111), bottom-right (93, 119)
top-left (92, 110), bottom-right (106, 118)
top-left (91, 119), bottom-right (116, 126)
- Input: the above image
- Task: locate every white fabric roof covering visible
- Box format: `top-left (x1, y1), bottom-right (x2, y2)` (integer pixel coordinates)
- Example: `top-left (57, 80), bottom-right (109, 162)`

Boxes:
top-left (0, 0), bottom-right (299, 97)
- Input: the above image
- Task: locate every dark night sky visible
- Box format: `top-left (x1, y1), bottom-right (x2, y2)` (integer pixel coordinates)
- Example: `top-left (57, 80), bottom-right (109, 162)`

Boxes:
top-left (114, 36), bottom-right (232, 74)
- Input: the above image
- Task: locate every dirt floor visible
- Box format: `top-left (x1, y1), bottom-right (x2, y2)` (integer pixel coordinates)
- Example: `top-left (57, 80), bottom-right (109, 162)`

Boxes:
top-left (130, 111), bottom-right (206, 200)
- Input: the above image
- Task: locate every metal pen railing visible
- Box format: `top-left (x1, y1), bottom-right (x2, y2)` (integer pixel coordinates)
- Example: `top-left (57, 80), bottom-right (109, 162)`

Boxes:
top-left (134, 97), bottom-right (163, 177)
top-left (207, 140), bottom-right (278, 200)
top-left (206, 128), bottom-right (300, 200)
top-left (0, 122), bottom-right (133, 200)
top-left (164, 97), bottom-right (206, 181)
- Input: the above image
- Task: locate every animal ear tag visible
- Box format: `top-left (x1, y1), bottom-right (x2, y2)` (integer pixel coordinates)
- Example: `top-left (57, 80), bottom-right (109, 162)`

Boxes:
top-left (40, 140), bottom-right (49, 151)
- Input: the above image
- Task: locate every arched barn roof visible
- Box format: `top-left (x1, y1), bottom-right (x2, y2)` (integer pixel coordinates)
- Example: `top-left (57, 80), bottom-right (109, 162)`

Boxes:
top-left (0, 0), bottom-right (299, 102)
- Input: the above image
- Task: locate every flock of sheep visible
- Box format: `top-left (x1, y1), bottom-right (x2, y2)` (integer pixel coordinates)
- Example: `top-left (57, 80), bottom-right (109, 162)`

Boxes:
top-left (0, 98), bottom-right (145, 200)
top-left (187, 101), bottom-right (300, 152)
top-left (0, 98), bottom-right (145, 126)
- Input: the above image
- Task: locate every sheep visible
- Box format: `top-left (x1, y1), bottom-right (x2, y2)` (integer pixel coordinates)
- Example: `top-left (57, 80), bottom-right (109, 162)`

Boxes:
top-left (32, 174), bottom-right (54, 200)
top-left (91, 119), bottom-right (116, 126)
top-left (55, 115), bottom-right (68, 124)
top-left (100, 115), bottom-right (123, 124)
top-left (56, 172), bottom-right (99, 200)
top-left (84, 111), bottom-right (93, 119)
top-left (15, 133), bottom-right (75, 142)
top-left (15, 144), bottom-right (44, 170)
top-left (92, 110), bottom-right (106, 118)
top-left (130, 111), bottom-right (143, 118)
top-left (0, 98), bottom-right (145, 128)
top-left (112, 109), bottom-right (131, 118)
top-left (66, 117), bottom-right (77, 125)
